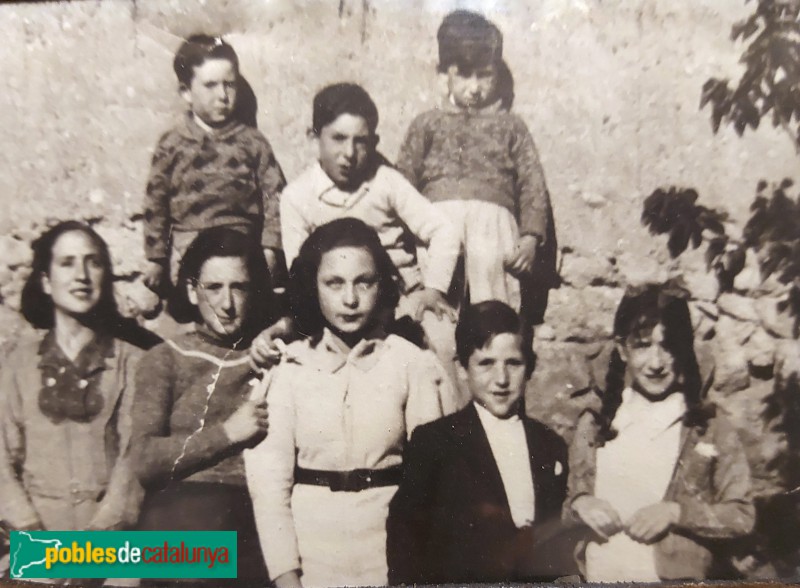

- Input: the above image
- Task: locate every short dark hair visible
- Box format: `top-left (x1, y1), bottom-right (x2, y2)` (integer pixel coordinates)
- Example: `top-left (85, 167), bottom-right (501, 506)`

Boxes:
top-left (21, 221), bottom-right (117, 330)
top-left (288, 218), bottom-right (400, 340)
top-left (173, 34), bottom-right (240, 87)
top-left (456, 300), bottom-right (535, 376)
top-left (168, 228), bottom-right (276, 341)
top-left (437, 10), bottom-right (503, 74)
top-left (311, 83), bottom-right (379, 135)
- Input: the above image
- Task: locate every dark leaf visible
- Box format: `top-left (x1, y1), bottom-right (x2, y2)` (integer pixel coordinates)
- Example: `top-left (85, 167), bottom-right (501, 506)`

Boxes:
top-left (705, 236), bottom-right (728, 269)
top-left (668, 222), bottom-right (692, 258)
top-left (700, 211), bottom-right (726, 235)
top-left (725, 246), bottom-right (747, 276)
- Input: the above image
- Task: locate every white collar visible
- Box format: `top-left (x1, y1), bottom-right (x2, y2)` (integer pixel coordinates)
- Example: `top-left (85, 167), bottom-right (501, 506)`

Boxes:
top-left (613, 387), bottom-right (685, 434)
top-left (474, 401), bottom-right (522, 429)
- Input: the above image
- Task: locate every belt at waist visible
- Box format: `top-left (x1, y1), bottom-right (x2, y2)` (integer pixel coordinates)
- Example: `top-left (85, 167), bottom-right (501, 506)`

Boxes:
top-left (294, 466), bottom-right (402, 492)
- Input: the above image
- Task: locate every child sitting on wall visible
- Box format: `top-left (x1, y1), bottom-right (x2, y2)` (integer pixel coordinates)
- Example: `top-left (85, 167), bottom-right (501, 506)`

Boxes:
top-left (142, 34), bottom-right (286, 294)
top-left (397, 10), bottom-right (558, 339)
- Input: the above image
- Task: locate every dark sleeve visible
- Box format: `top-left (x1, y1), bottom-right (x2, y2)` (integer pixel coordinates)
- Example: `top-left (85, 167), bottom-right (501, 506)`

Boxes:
top-left (535, 422), bottom-right (570, 520)
top-left (395, 114), bottom-right (430, 189)
top-left (130, 346), bottom-right (233, 486)
top-left (255, 134), bottom-right (287, 250)
top-left (548, 429), bottom-right (569, 516)
top-left (673, 416), bottom-right (755, 538)
top-left (510, 117), bottom-right (550, 241)
top-left (387, 424), bottom-right (441, 585)
top-left (143, 132), bottom-right (178, 261)
top-left (563, 412), bottom-right (599, 523)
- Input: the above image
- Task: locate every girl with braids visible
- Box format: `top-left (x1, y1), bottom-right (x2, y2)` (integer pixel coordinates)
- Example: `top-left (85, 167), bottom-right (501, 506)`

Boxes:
top-left (565, 282), bottom-right (755, 581)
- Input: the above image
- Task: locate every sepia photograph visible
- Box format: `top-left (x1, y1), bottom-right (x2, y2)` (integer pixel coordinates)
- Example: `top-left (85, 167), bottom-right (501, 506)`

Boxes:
top-left (0, 0), bottom-right (799, 585)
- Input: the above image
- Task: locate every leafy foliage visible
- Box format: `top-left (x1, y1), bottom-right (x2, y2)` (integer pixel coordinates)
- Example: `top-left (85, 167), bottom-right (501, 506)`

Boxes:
top-left (700, 0), bottom-right (800, 147)
top-left (641, 187), bottom-right (727, 257)
top-left (765, 370), bottom-right (800, 488)
top-left (744, 179), bottom-right (800, 335)
top-left (641, 187), bottom-right (747, 293)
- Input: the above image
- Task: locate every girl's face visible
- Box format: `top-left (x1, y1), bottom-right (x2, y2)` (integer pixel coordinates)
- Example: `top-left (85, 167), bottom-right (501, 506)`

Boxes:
top-left (42, 230), bottom-right (106, 318)
top-left (317, 246), bottom-right (380, 335)
top-left (187, 256), bottom-right (251, 339)
top-left (446, 62), bottom-right (498, 110)
top-left (618, 323), bottom-right (678, 400)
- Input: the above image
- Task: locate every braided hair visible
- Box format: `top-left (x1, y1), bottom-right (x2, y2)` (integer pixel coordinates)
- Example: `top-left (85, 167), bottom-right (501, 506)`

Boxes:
top-left (594, 282), bottom-right (711, 441)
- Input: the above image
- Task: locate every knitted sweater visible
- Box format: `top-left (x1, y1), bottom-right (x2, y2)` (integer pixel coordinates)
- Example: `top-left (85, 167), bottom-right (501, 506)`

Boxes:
top-left (396, 103), bottom-right (551, 241)
top-left (131, 330), bottom-right (263, 488)
top-left (144, 113), bottom-right (286, 260)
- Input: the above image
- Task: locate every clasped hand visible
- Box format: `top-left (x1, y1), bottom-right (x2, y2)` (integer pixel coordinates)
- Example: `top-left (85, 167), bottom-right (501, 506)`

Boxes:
top-left (223, 397), bottom-right (269, 444)
top-left (572, 496), bottom-right (681, 544)
top-left (503, 235), bottom-right (539, 276)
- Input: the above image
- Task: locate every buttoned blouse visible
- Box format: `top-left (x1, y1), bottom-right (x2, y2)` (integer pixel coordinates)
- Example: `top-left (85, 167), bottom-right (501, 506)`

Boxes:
top-left (245, 329), bottom-right (455, 578)
top-left (0, 332), bottom-right (140, 530)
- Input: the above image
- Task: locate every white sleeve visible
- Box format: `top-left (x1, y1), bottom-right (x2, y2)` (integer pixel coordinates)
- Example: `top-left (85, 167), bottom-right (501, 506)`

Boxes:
top-left (386, 170), bottom-right (460, 293)
top-left (243, 365), bottom-right (301, 580)
top-left (280, 185), bottom-right (311, 272)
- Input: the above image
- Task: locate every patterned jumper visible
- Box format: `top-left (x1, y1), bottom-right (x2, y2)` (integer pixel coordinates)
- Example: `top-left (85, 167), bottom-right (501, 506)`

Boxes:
top-left (143, 113), bottom-right (286, 262)
top-left (396, 102), bottom-right (550, 241)
top-left (131, 329), bottom-right (261, 487)
top-left (397, 101), bottom-right (557, 315)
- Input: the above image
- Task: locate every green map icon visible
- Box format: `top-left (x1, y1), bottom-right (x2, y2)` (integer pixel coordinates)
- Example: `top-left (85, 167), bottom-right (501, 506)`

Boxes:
top-left (10, 530), bottom-right (238, 579)
top-left (10, 531), bottom-right (62, 579)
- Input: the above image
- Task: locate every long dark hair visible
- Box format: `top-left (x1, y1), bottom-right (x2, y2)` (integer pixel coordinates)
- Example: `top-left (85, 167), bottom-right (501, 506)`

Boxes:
top-left (168, 227), bottom-right (277, 344)
top-left (596, 281), bottom-right (711, 440)
top-left (288, 218), bottom-right (400, 342)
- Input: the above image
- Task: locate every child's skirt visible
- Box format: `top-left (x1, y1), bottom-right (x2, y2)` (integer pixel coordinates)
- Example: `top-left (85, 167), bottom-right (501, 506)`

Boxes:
top-left (435, 200), bottom-right (522, 312)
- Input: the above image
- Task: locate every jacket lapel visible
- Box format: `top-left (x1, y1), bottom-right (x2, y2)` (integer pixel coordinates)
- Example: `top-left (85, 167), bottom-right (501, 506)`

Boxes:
top-left (664, 424), bottom-right (694, 501)
top-left (524, 420), bottom-right (546, 520)
top-left (458, 404), bottom-right (511, 509)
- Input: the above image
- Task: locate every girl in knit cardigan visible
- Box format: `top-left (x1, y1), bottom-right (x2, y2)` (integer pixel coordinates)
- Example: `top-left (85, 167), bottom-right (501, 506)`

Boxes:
top-left (132, 227), bottom-right (276, 586)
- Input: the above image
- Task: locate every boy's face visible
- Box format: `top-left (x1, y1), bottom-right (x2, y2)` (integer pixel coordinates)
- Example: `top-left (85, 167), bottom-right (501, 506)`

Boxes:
top-left (462, 332), bottom-right (527, 419)
top-left (181, 57), bottom-right (238, 128)
top-left (316, 113), bottom-right (376, 190)
top-left (187, 256), bottom-right (251, 339)
top-left (446, 62), bottom-right (498, 110)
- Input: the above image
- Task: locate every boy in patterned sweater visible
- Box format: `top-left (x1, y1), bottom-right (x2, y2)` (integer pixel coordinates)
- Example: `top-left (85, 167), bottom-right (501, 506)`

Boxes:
top-left (397, 10), bottom-right (558, 335)
top-left (143, 35), bottom-right (286, 294)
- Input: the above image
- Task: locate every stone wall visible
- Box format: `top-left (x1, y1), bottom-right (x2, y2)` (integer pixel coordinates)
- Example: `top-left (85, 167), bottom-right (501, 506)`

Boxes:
top-left (1, 0), bottom-right (799, 568)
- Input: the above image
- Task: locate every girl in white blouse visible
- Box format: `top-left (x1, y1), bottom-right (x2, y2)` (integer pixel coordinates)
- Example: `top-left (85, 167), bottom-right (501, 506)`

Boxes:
top-left (565, 282), bottom-right (754, 581)
top-left (245, 218), bottom-right (456, 588)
